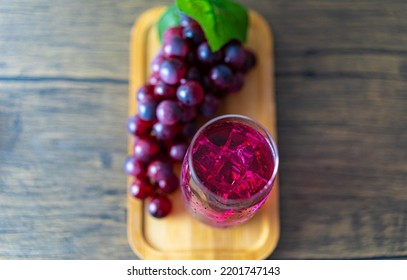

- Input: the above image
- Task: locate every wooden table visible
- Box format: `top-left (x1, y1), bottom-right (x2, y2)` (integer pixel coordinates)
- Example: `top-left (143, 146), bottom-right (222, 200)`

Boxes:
top-left (0, 0), bottom-right (406, 259)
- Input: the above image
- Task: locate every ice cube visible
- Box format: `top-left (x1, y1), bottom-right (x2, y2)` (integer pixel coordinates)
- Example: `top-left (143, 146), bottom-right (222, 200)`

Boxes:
top-left (214, 160), bottom-right (244, 187)
top-left (244, 170), bottom-right (268, 194)
top-left (229, 182), bottom-right (252, 199)
top-left (192, 135), bottom-right (221, 177)
top-left (248, 147), bottom-right (273, 179)
top-left (239, 145), bottom-right (255, 165)
top-left (227, 126), bottom-right (247, 148)
top-left (205, 123), bottom-right (232, 147)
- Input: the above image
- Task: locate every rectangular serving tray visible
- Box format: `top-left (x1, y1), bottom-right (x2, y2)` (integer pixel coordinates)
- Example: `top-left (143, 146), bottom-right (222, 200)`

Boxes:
top-left (128, 7), bottom-right (279, 260)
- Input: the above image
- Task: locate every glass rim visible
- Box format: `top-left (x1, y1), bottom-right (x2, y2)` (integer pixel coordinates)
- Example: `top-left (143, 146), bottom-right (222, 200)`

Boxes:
top-left (187, 114), bottom-right (279, 207)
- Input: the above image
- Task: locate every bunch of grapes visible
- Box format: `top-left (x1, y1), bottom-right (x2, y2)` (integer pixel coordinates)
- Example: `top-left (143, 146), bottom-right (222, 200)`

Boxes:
top-left (125, 14), bottom-right (257, 218)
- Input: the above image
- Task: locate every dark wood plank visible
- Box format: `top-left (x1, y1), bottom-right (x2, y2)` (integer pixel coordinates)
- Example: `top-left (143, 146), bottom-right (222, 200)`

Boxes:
top-left (0, 82), bottom-right (134, 259)
top-left (0, 0), bottom-right (406, 259)
top-left (271, 70), bottom-right (407, 258)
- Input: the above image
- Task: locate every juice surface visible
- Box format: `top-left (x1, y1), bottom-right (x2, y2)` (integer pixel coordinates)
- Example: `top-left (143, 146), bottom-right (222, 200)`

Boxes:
top-left (191, 121), bottom-right (274, 200)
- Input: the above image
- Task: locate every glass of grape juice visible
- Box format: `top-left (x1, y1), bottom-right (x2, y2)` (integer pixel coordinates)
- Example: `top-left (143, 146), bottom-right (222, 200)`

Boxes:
top-left (180, 114), bottom-right (279, 228)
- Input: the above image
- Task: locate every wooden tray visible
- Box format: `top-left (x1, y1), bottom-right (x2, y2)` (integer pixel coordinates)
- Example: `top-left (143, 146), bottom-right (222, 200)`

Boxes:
top-left (128, 7), bottom-right (279, 260)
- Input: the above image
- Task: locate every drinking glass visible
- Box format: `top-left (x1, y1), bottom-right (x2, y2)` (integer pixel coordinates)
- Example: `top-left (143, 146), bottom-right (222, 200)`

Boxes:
top-left (180, 114), bottom-right (279, 228)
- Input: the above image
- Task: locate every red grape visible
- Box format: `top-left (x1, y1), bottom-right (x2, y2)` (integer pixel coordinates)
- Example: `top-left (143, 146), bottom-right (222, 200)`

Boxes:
top-left (129, 179), bottom-right (154, 199)
top-left (159, 58), bottom-right (186, 85)
top-left (154, 81), bottom-right (177, 100)
top-left (209, 64), bottom-right (233, 90)
top-left (224, 41), bottom-right (245, 71)
top-left (243, 49), bottom-right (257, 73)
top-left (199, 94), bottom-right (221, 117)
top-left (147, 160), bottom-right (173, 182)
top-left (127, 115), bottom-right (152, 136)
top-left (197, 42), bottom-right (222, 65)
top-left (137, 98), bottom-right (158, 122)
top-left (152, 122), bottom-right (181, 140)
top-left (133, 137), bottom-right (160, 162)
top-left (151, 55), bottom-right (164, 74)
top-left (183, 24), bottom-right (205, 46)
top-left (148, 195), bottom-right (172, 218)
top-left (136, 84), bottom-right (155, 103)
top-left (163, 36), bottom-right (190, 59)
top-left (180, 104), bottom-right (198, 122)
top-left (228, 72), bottom-right (244, 93)
top-left (156, 100), bottom-right (182, 125)
top-left (124, 156), bottom-right (146, 179)
top-left (176, 80), bottom-right (204, 106)
top-left (169, 142), bottom-right (188, 162)
top-left (153, 122), bottom-right (181, 140)
top-left (163, 26), bottom-right (184, 42)
top-left (157, 173), bottom-right (179, 194)
top-left (148, 73), bottom-right (161, 85)
top-left (179, 13), bottom-right (199, 27)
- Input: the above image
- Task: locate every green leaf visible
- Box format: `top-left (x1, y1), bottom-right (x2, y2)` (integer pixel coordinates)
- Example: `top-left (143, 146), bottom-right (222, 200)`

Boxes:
top-left (176, 0), bottom-right (248, 51)
top-left (158, 4), bottom-right (180, 43)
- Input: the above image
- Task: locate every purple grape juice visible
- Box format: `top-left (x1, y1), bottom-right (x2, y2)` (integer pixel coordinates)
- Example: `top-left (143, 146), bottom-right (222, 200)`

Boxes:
top-left (181, 115), bottom-right (278, 227)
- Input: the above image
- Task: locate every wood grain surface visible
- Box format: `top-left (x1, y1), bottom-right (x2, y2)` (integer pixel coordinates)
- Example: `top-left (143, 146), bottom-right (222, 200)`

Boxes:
top-left (0, 0), bottom-right (406, 259)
